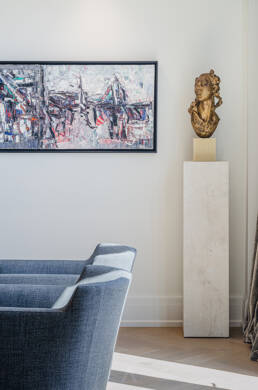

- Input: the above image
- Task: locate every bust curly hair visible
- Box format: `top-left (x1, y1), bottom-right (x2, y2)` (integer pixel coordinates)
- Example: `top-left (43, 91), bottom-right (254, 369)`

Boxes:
top-left (205, 69), bottom-right (222, 107)
top-left (188, 69), bottom-right (223, 138)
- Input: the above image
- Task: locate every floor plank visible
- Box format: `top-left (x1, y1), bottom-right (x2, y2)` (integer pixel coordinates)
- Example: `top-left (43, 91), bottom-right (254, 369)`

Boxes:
top-left (115, 327), bottom-right (258, 376)
top-left (108, 327), bottom-right (258, 389)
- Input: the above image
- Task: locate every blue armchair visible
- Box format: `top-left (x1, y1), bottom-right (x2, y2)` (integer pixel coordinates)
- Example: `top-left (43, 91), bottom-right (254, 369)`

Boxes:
top-left (0, 243), bottom-right (136, 390)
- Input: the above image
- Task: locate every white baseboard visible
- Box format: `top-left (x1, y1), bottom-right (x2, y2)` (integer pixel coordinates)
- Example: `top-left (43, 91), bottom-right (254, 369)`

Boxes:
top-left (121, 320), bottom-right (183, 327)
top-left (121, 296), bottom-right (243, 327)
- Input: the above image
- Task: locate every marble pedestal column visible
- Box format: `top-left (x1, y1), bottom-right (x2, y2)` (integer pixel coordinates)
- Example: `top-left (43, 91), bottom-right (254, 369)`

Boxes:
top-left (183, 162), bottom-right (229, 337)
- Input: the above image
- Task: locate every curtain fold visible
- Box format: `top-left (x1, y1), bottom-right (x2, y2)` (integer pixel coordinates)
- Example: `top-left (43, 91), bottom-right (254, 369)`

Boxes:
top-left (243, 215), bottom-right (258, 361)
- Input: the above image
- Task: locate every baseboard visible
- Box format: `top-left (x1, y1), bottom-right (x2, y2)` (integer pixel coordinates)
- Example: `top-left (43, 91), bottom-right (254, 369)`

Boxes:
top-left (121, 320), bottom-right (183, 327)
top-left (121, 296), bottom-right (243, 327)
top-left (121, 320), bottom-right (242, 327)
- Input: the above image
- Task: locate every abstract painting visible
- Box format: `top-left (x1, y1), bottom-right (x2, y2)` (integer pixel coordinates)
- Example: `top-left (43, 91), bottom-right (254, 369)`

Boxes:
top-left (0, 62), bottom-right (157, 152)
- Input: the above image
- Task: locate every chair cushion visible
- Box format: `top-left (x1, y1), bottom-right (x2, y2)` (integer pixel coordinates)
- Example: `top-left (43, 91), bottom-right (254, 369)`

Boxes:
top-left (0, 284), bottom-right (65, 308)
top-left (0, 274), bottom-right (79, 285)
top-left (0, 260), bottom-right (85, 275)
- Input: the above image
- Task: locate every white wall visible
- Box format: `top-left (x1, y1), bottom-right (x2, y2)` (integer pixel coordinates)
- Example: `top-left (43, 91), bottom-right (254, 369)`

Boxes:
top-left (247, 0), bottom-right (258, 283)
top-left (0, 0), bottom-right (248, 325)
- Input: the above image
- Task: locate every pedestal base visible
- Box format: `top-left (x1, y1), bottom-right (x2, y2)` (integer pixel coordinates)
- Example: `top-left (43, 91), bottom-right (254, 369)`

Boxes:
top-left (193, 138), bottom-right (216, 161)
top-left (183, 162), bottom-right (229, 337)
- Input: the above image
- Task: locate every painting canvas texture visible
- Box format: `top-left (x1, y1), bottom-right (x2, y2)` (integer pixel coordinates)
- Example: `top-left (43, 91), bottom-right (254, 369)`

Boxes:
top-left (0, 63), bottom-right (156, 151)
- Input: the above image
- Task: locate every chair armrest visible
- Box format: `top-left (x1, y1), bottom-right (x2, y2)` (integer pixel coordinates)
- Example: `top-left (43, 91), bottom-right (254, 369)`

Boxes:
top-left (53, 269), bottom-right (131, 309)
top-left (90, 243), bottom-right (136, 271)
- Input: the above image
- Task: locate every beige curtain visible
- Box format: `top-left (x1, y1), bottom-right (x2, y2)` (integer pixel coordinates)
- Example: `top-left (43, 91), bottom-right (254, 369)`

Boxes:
top-left (243, 216), bottom-right (258, 361)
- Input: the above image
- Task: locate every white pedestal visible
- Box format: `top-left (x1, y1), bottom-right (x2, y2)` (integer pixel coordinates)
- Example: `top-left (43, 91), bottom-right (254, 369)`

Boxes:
top-left (183, 162), bottom-right (229, 337)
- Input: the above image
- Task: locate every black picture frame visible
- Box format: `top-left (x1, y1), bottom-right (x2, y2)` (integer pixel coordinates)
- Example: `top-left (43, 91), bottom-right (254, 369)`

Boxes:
top-left (0, 61), bottom-right (157, 153)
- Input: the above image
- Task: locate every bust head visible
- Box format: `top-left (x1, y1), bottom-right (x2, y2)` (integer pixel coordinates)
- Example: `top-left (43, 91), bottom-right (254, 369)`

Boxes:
top-left (188, 69), bottom-right (223, 138)
top-left (194, 69), bottom-right (222, 106)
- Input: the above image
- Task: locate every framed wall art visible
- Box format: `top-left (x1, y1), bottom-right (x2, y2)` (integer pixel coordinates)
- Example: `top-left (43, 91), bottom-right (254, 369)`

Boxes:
top-left (0, 61), bottom-right (157, 152)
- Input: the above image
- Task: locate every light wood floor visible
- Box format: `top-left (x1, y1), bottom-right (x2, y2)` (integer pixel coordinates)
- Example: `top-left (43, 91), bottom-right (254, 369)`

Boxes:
top-left (108, 327), bottom-right (258, 389)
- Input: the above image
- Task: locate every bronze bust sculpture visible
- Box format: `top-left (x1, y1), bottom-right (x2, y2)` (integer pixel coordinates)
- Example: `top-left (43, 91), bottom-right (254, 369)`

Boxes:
top-left (188, 69), bottom-right (222, 138)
